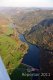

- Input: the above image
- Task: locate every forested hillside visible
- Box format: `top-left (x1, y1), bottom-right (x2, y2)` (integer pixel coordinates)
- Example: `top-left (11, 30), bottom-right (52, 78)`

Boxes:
top-left (25, 18), bottom-right (53, 50)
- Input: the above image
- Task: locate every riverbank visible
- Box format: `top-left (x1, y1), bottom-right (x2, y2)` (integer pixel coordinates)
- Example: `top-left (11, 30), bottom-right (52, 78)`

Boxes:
top-left (21, 34), bottom-right (53, 76)
top-left (19, 34), bottom-right (40, 69)
top-left (24, 34), bottom-right (53, 52)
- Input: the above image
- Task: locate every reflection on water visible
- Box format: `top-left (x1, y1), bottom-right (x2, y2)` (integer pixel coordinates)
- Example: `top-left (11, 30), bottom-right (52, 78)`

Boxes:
top-left (19, 34), bottom-right (41, 69)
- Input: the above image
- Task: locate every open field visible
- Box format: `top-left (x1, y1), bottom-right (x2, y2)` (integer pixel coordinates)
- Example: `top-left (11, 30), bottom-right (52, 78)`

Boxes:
top-left (0, 22), bottom-right (28, 77)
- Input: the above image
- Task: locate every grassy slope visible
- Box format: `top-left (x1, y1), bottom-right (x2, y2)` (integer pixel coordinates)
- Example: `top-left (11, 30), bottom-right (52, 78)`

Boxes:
top-left (0, 25), bottom-right (28, 78)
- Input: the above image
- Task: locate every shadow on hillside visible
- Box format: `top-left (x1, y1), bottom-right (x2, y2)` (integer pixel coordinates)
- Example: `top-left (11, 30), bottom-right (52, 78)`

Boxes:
top-left (40, 49), bottom-right (53, 80)
top-left (10, 63), bottom-right (32, 80)
top-left (10, 48), bottom-right (53, 80)
top-left (10, 57), bottom-right (40, 80)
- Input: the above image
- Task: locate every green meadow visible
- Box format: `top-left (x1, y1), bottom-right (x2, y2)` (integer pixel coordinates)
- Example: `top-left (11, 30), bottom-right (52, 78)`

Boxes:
top-left (0, 26), bottom-right (27, 75)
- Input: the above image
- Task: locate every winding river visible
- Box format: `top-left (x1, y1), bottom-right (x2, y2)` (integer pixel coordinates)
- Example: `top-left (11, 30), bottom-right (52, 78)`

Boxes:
top-left (11, 23), bottom-right (41, 69)
top-left (19, 34), bottom-right (41, 69)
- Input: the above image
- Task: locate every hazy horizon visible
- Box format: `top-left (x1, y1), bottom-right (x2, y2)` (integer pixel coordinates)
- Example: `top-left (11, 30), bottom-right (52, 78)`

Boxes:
top-left (0, 0), bottom-right (53, 8)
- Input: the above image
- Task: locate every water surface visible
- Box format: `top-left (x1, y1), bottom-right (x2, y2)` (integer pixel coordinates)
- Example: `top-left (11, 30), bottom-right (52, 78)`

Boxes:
top-left (19, 34), bottom-right (41, 69)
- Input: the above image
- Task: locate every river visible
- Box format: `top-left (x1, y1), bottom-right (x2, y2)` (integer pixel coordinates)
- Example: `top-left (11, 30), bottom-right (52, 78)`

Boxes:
top-left (19, 34), bottom-right (41, 69)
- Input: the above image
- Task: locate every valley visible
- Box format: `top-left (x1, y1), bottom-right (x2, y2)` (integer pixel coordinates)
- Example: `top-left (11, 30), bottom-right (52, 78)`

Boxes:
top-left (0, 7), bottom-right (53, 80)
